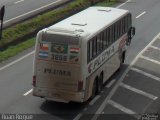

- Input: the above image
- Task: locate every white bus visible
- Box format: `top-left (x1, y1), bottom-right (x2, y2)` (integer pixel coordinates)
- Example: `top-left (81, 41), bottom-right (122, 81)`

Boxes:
top-left (33, 7), bottom-right (135, 103)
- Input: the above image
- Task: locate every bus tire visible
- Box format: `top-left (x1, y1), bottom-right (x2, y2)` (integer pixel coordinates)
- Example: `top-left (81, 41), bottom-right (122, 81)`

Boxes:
top-left (96, 75), bottom-right (103, 94)
top-left (100, 72), bottom-right (103, 87)
top-left (118, 51), bottom-right (125, 70)
top-left (122, 51), bottom-right (125, 63)
top-left (91, 80), bottom-right (96, 99)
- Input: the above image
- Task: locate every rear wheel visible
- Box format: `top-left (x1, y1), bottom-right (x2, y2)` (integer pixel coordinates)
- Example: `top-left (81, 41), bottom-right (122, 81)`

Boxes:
top-left (91, 80), bottom-right (96, 99)
top-left (122, 51), bottom-right (125, 63)
top-left (119, 51), bottom-right (125, 70)
top-left (91, 74), bottom-right (103, 99)
top-left (96, 74), bottom-right (103, 94)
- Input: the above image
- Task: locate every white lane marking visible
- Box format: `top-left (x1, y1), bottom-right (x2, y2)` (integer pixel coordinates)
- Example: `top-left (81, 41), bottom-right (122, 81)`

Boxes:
top-left (4, 0), bottom-right (62, 24)
top-left (131, 67), bottom-right (160, 82)
top-left (0, 51), bottom-right (34, 71)
top-left (106, 79), bottom-right (116, 88)
top-left (120, 83), bottom-right (158, 100)
top-left (73, 113), bottom-right (82, 120)
top-left (108, 100), bottom-right (136, 114)
top-left (150, 45), bottom-right (160, 51)
top-left (89, 95), bottom-right (100, 106)
top-left (136, 11), bottom-right (146, 19)
top-left (14, 0), bottom-right (24, 4)
top-left (92, 33), bottom-right (160, 120)
top-left (116, 0), bottom-right (131, 8)
top-left (23, 89), bottom-right (33, 96)
top-left (140, 55), bottom-right (160, 65)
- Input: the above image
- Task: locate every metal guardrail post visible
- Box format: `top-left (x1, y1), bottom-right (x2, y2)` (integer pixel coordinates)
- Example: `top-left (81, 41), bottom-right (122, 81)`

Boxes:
top-left (0, 6), bottom-right (5, 40)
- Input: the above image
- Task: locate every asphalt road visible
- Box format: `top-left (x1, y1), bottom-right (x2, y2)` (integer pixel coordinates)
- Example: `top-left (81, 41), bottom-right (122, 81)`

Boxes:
top-left (0, 0), bottom-right (70, 27)
top-left (0, 0), bottom-right (160, 120)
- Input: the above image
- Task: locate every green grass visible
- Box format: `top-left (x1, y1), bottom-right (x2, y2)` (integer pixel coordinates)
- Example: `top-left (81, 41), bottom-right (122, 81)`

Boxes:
top-left (0, 0), bottom-right (117, 62)
top-left (96, 0), bottom-right (117, 6)
top-left (0, 38), bottom-right (35, 62)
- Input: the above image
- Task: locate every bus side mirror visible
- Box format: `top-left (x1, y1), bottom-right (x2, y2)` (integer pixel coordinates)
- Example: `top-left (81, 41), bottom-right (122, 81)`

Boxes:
top-left (127, 27), bottom-right (136, 46)
top-left (131, 27), bottom-right (135, 36)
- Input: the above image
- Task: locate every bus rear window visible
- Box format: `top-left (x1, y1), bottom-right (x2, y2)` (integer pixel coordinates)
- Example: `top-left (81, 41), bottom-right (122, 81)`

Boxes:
top-left (38, 42), bottom-right (80, 64)
top-left (51, 44), bottom-right (68, 54)
top-left (42, 33), bottom-right (79, 45)
top-left (50, 44), bottom-right (80, 64)
top-left (38, 33), bottom-right (80, 64)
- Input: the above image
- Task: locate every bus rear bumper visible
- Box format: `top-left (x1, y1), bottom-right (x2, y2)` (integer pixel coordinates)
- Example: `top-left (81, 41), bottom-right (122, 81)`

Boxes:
top-left (33, 87), bottom-right (85, 103)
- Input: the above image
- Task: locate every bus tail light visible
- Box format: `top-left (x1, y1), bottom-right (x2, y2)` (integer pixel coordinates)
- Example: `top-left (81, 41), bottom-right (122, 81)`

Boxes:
top-left (33, 76), bottom-right (36, 87)
top-left (78, 80), bottom-right (83, 91)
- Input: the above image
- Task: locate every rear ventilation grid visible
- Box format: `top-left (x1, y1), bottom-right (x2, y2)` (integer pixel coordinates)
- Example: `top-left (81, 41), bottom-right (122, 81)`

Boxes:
top-left (71, 23), bottom-right (87, 26)
top-left (75, 29), bottom-right (84, 32)
top-left (98, 9), bottom-right (111, 12)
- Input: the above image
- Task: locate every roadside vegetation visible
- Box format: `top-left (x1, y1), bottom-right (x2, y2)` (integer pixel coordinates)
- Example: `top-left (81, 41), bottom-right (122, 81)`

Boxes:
top-left (0, 38), bottom-right (35, 62)
top-left (0, 0), bottom-right (117, 62)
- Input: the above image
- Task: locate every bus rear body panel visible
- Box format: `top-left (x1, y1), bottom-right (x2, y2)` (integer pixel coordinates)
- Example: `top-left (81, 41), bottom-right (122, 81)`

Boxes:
top-left (33, 32), bottom-right (85, 103)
